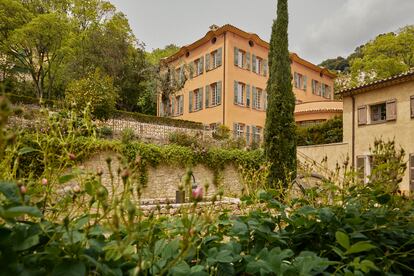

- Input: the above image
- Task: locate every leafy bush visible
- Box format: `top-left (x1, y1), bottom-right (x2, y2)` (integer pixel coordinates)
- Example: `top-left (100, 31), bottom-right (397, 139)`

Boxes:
top-left (65, 69), bottom-right (118, 120)
top-left (297, 116), bottom-right (343, 146)
top-left (97, 126), bottom-right (113, 139)
top-left (168, 131), bottom-right (201, 148)
top-left (212, 125), bottom-right (231, 140)
top-left (121, 127), bottom-right (136, 144)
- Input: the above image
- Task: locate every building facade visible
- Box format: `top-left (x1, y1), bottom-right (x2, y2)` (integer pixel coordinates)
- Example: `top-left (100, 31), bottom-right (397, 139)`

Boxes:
top-left (298, 70), bottom-right (414, 193)
top-left (158, 24), bottom-right (339, 142)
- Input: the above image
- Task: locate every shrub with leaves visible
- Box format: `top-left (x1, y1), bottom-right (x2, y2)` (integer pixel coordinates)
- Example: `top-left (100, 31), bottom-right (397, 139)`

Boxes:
top-left (65, 69), bottom-right (118, 120)
top-left (369, 138), bottom-right (406, 195)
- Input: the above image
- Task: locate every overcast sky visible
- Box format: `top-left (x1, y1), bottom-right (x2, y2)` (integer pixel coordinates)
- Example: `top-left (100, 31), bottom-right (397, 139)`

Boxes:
top-left (110, 0), bottom-right (414, 64)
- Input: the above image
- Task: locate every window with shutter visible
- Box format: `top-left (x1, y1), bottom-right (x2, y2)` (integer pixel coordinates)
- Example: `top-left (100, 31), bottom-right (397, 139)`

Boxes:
top-left (356, 156), bottom-right (366, 183)
top-left (246, 85), bottom-right (250, 107)
top-left (252, 55), bottom-right (257, 73)
top-left (234, 47), bottom-right (239, 66)
top-left (217, 48), bottom-right (222, 67)
top-left (205, 85), bottom-right (210, 108)
top-left (370, 103), bottom-right (386, 123)
top-left (198, 57), bottom-right (204, 75)
top-left (238, 51), bottom-right (244, 67)
top-left (205, 54), bottom-right (210, 71)
top-left (325, 85), bottom-right (331, 99)
top-left (189, 62), bottom-right (195, 79)
top-left (410, 96), bottom-right (414, 118)
top-left (257, 89), bottom-right (262, 110)
top-left (303, 76), bottom-right (307, 91)
top-left (246, 53), bottom-right (251, 71)
top-left (189, 91), bottom-right (193, 112)
top-left (217, 81), bottom-right (222, 105)
top-left (199, 87), bottom-right (203, 110)
top-left (410, 154), bottom-right (414, 191)
top-left (252, 87), bottom-right (257, 109)
top-left (233, 123), bottom-right (238, 138)
top-left (246, 125), bottom-right (250, 145)
top-left (234, 81), bottom-right (238, 104)
top-left (293, 72), bottom-right (299, 88)
top-left (358, 106), bottom-right (367, 125)
top-left (179, 96), bottom-right (184, 115)
top-left (386, 99), bottom-right (397, 121)
top-left (171, 97), bottom-right (175, 116)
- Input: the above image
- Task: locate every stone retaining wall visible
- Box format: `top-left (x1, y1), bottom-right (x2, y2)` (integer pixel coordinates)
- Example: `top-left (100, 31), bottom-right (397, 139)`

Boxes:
top-left (81, 151), bottom-right (244, 200)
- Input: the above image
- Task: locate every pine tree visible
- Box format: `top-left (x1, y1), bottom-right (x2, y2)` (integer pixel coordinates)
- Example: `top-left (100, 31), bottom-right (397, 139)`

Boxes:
top-left (264, 0), bottom-right (297, 187)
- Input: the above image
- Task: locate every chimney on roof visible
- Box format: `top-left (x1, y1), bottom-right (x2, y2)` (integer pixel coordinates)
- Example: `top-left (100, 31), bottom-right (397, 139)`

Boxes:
top-left (209, 24), bottom-right (219, 31)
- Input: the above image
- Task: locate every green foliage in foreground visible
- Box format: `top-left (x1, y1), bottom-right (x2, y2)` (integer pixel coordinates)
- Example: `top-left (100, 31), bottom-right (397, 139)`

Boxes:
top-left (1, 98), bottom-right (414, 275)
top-left (1, 176), bottom-right (414, 275)
top-left (297, 117), bottom-right (343, 146)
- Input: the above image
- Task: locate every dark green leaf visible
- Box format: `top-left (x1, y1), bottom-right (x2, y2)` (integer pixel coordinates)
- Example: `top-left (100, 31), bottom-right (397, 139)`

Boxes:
top-left (13, 234), bottom-right (39, 251)
top-left (0, 181), bottom-right (20, 203)
top-left (52, 260), bottom-right (86, 276)
top-left (18, 146), bottom-right (39, 155)
top-left (3, 206), bottom-right (42, 218)
top-left (59, 174), bottom-right (76, 184)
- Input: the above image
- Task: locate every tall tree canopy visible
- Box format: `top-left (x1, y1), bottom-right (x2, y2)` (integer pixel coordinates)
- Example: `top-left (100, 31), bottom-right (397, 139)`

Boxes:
top-left (0, 0), bottom-right (155, 114)
top-left (350, 26), bottom-right (414, 83)
top-left (264, 0), bottom-right (297, 187)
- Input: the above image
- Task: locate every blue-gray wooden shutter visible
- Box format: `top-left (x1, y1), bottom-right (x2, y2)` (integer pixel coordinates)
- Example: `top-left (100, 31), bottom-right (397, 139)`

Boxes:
top-left (171, 97), bottom-right (175, 115)
top-left (199, 57), bottom-right (204, 75)
top-left (233, 123), bottom-right (238, 138)
top-left (205, 85), bottom-right (210, 108)
top-left (246, 125), bottom-right (250, 145)
top-left (190, 62), bottom-right (194, 78)
top-left (312, 80), bottom-right (316, 94)
top-left (180, 96), bottom-right (183, 114)
top-left (252, 55), bottom-right (257, 73)
top-left (303, 76), bottom-right (307, 91)
top-left (234, 47), bottom-right (239, 66)
top-left (189, 91), bottom-right (193, 112)
top-left (252, 86), bottom-right (257, 109)
top-left (246, 84), bottom-right (251, 107)
top-left (234, 81), bottom-right (238, 104)
top-left (252, 125), bottom-right (257, 143)
top-left (293, 72), bottom-right (298, 88)
top-left (217, 48), bottom-right (222, 67)
top-left (264, 91), bottom-right (268, 110)
top-left (217, 81), bottom-right (222, 104)
top-left (199, 87), bottom-right (204, 110)
top-left (263, 59), bottom-right (268, 76)
top-left (246, 52), bottom-right (251, 70)
top-left (205, 53), bottom-right (210, 71)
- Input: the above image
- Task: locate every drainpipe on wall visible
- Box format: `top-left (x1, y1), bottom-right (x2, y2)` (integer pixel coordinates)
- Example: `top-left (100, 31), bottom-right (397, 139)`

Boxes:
top-left (222, 32), bottom-right (226, 126)
top-left (352, 95), bottom-right (355, 168)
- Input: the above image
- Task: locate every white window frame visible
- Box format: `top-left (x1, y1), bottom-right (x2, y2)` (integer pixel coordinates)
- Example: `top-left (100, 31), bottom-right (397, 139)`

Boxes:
top-left (237, 51), bottom-right (244, 68)
top-left (236, 123), bottom-right (244, 137)
top-left (237, 83), bottom-right (244, 105)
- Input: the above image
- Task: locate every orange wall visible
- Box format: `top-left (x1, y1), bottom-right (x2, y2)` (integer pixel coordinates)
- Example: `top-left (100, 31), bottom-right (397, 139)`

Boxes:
top-left (160, 30), bottom-right (336, 132)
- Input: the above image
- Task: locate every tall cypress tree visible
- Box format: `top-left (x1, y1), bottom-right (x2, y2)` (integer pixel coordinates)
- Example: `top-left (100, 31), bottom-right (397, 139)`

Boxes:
top-left (264, 0), bottom-right (297, 187)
